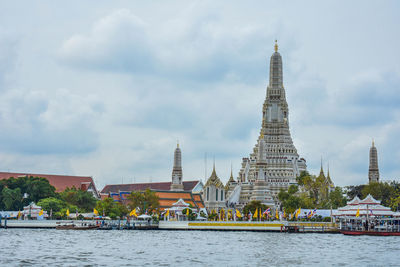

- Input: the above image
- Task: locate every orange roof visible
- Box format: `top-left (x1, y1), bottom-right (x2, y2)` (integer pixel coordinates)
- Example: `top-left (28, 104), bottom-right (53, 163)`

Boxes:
top-left (0, 172), bottom-right (97, 194)
top-left (193, 194), bottom-right (202, 201)
top-left (156, 192), bottom-right (192, 199)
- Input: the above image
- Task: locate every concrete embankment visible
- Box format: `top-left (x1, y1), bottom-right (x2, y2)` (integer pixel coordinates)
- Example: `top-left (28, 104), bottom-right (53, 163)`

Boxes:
top-left (0, 220), bottom-right (61, 228)
top-left (159, 221), bottom-right (339, 233)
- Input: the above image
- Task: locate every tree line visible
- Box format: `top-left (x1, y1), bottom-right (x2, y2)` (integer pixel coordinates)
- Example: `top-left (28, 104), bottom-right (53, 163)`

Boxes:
top-left (0, 176), bottom-right (160, 219)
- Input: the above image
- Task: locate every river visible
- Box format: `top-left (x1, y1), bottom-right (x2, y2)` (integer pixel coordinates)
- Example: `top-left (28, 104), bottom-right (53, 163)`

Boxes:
top-left (0, 229), bottom-right (399, 266)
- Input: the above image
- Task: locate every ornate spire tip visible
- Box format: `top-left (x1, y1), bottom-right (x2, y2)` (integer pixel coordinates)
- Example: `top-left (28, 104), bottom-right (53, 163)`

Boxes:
top-left (274, 40), bottom-right (278, 52)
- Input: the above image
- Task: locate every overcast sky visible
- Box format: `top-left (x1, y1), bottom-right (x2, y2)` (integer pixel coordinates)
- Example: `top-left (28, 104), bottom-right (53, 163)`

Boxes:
top-left (0, 1), bottom-right (399, 190)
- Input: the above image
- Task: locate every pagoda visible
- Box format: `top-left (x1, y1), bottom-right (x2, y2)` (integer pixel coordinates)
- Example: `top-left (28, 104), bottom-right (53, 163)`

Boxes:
top-left (230, 41), bottom-right (307, 208)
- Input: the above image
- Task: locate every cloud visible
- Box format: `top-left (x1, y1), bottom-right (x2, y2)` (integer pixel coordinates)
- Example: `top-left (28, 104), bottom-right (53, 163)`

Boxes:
top-left (0, 32), bottom-right (18, 90)
top-left (0, 88), bottom-right (103, 154)
top-left (58, 8), bottom-right (274, 83)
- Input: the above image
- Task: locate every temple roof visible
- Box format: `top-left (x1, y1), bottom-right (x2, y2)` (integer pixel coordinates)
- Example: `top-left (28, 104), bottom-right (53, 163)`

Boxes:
top-left (359, 194), bottom-right (380, 205)
top-left (225, 169), bottom-right (236, 190)
top-left (205, 165), bottom-right (224, 188)
top-left (101, 181), bottom-right (200, 193)
top-left (347, 196), bottom-right (361, 205)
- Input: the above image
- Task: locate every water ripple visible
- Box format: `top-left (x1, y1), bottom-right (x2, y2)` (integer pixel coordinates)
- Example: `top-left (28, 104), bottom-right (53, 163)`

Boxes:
top-left (1, 229), bottom-right (399, 266)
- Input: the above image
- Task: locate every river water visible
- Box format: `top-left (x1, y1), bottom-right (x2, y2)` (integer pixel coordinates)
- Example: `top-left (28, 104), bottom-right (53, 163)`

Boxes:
top-left (0, 229), bottom-right (399, 266)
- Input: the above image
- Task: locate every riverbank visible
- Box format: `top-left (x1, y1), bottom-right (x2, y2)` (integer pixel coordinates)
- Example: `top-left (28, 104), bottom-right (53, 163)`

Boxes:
top-left (1, 219), bottom-right (338, 233)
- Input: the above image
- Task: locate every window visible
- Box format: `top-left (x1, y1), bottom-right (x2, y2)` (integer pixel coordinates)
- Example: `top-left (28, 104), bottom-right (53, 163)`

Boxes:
top-left (221, 190), bottom-right (224, 201)
top-left (216, 189), bottom-right (218, 201)
top-left (207, 187), bottom-right (209, 201)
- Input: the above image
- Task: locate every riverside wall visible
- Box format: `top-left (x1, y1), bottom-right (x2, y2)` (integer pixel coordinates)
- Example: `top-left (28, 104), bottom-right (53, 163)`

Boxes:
top-left (159, 221), bottom-right (338, 233)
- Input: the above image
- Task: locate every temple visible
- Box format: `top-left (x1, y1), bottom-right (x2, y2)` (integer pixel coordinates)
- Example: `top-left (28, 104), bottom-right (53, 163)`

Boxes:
top-left (368, 140), bottom-right (380, 183)
top-left (170, 142), bottom-right (184, 191)
top-left (226, 41), bottom-right (307, 208)
top-left (101, 144), bottom-right (205, 210)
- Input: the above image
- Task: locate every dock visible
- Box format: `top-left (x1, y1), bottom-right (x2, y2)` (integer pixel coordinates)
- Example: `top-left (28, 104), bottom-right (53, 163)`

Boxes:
top-left (1, 219), bottom-right (338, 233)
top-left (159, 221), bottom-right (338, 233)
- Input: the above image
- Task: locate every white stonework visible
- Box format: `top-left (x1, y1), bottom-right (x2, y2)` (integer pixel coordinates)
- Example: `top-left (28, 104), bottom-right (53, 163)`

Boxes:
top-left (170, 143), bottom-right (184, 191)
top-left (228, 42), bottom-right (307, 208)
top-left (368, 141), bottom-right (380, 183)
top-left (203, 165), bottom-right (226, 211)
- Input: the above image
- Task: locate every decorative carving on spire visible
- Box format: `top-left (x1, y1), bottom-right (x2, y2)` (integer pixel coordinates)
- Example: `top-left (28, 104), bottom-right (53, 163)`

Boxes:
top-left (171, 143), bottom-right (183, 191)
top-left (368, 141), bottom-right (380, 183)
top-left (205, 163), bottom-right (224, 188)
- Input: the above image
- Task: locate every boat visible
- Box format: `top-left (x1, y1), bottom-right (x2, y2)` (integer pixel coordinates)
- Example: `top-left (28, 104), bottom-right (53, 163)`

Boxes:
top-left (339, 217), bottom-right (400, 236)
top-left (56, 221), bottom-right (99, 230)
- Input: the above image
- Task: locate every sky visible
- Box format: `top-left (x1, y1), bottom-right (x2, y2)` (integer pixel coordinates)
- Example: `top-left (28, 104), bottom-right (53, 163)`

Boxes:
top-left (0, 1), bottom-right (399, 190)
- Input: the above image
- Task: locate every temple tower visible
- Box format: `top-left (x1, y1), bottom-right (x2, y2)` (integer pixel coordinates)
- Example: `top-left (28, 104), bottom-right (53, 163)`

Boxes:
top-left (170, 142), bottom-right (184, 191)
top-left (368, 140), bottom-right (380, 183)
top-left (238, 41), bottom-right (307, 197)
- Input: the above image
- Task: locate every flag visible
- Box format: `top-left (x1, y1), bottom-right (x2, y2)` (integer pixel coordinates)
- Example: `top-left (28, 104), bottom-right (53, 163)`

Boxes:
top-left (17, 211), bottom-right (22, 219)
top-left (165, 209), bottom-right (170, 217)
top-left (307, 210), bottom-right (312, 218)
top-left (236, 209), bottom-right (242, 218)
top-left (186, 208), bottom-right (190, 216)
top-left (356, 208), bottom-right (360, 217)
top-left (254, 208), bottom-right (258, 219)
top-left (275, 209), bottom-right (279, 220)
top-left (263, 208), bottom-right (271, 216)
top-left (129, 209), bottom-right (137, 217)
top-left (295, 208), bottom-right (301, 219)
top-left (93, 208), bottom-right (99, 216)
top-left (38, 209), bottom-right (43, 216)
top-left (66, 209), bottom-right (70, 217)
top-left (312, 209), bottom-right (317, 216)
top-left (283, 210), bottom-right (286, 218)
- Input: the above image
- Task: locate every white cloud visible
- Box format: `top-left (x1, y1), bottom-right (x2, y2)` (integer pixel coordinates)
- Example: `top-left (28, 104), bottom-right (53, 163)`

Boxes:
top-left (0, 1), bottom-right (399, 189)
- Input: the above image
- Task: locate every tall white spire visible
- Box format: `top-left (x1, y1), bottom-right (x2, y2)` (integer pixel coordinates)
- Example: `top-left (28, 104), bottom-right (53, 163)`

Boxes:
top-left (171, 142), bottom-right (183, 191)
top-left (368, 140), bottom-right (379, 183)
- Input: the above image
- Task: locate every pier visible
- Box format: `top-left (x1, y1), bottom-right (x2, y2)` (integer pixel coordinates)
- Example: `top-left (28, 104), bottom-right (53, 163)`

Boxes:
top-left (1, 219), bottom-right (338, 233)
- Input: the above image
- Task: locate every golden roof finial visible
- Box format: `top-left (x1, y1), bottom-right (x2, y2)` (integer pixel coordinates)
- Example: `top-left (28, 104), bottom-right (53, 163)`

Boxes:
top-left (177, 139), bottom-right (179, 148)
top-left (372, 138), bottom-right (374, 147)
top-left (274, 40), bottom-right (278, 52)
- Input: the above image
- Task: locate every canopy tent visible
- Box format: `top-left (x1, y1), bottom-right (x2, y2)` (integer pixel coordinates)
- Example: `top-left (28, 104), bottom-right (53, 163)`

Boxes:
top-left (298, 209), bottom-right (336, 218)
top-left (137, 214), bottom-right (152, 220)
top-left (333, 194), bottom-right (394, 217)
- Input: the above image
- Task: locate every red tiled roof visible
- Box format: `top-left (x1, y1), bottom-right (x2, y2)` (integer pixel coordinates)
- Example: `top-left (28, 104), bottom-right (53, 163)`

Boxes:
top-left (0, 172), bottom-right (97, 193)
top-left (101, 181), bottom-right (199, 193)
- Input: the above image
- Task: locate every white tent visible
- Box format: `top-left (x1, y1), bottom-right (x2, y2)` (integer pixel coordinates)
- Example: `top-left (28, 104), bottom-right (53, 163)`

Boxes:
top-left (333, 194), bottom-right (394, 217)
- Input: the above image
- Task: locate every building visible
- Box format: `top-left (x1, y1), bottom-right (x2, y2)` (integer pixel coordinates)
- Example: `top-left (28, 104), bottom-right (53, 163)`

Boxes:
top-left (316, 160), bottom-right (335, 199)
top-left (228, 41), bottom-right (307, 208)
top-left (368, 140), bottom-right (380, 183)
top-left (0, 172), bottom-right (99, 198)
top-left (101, 183), bottom-right (205, 211)
top-left (170, 143), bottom-right (184, 191)
top-left (101, 144), bottom-right (205, 211)
top-left (203, 164), bottom-right (226, 211)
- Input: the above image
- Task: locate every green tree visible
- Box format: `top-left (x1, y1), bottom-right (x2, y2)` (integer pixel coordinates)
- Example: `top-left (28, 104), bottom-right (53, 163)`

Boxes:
top-left (362, 182), bottom-right (396, 207)
top-left (96, 197), bottom-right (128, 219)
top-left (127, 188), bottom-right (160, 214)
top-left (60, 187), bottom-right (97, 212)
top-left (25, 177), bottom-right (56, 203)
top-left (37, 197), bottom-right (67, 213)
top-left (243, 200), bottom-right (268, 217)
top-left (278, 185), bottom-right (302, 214)
top-left (345, 185), bottom-right (365, 200)
top-left (328, 187), bottom-right (347, 209)
top-left (2, 187), bottom-right (22, 210)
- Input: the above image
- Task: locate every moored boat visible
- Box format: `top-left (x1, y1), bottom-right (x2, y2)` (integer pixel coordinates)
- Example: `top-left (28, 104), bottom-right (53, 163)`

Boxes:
top-left (339, 217), bottom-right (400, 236)
top-left (56, 221), bottom-right (99, 230)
